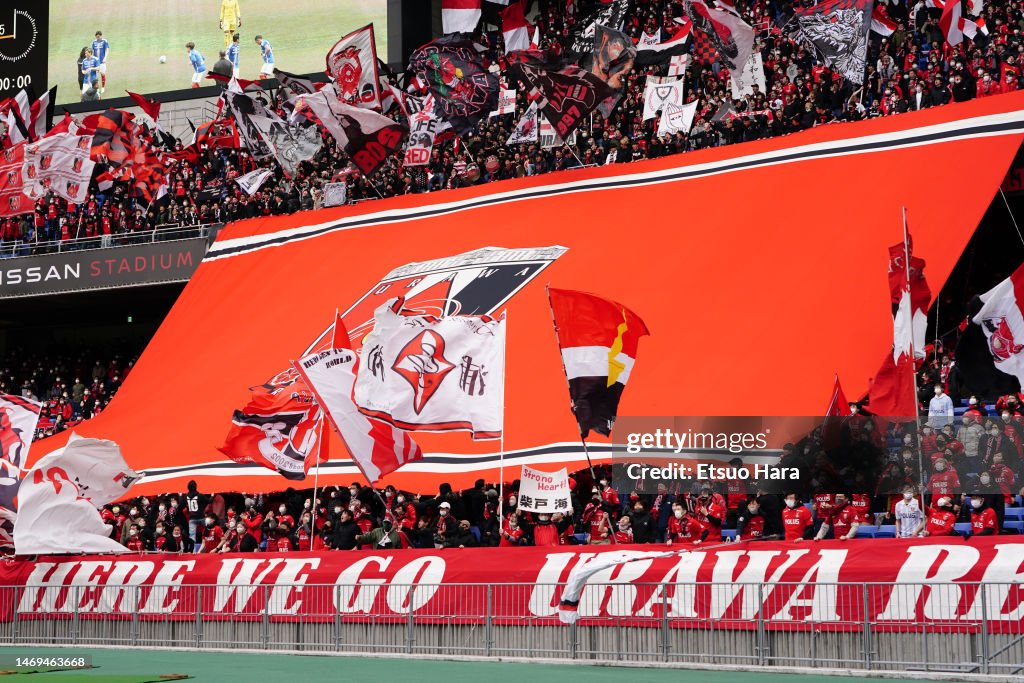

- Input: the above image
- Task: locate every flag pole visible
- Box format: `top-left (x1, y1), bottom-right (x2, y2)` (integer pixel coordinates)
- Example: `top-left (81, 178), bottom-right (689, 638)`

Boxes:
top-left (902, 206), bottom-right (925, 495)
top-left (310, 420), bottom-right (323, 534)
top-left (498, 308), bottom-right (508, 520)
top-left (545, 284), bottom-right (598, 482)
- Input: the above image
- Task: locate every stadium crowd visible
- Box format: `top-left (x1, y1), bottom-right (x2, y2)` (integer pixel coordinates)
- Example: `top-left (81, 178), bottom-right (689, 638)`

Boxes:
top-left (2, 0), bottom-right (1022, 256)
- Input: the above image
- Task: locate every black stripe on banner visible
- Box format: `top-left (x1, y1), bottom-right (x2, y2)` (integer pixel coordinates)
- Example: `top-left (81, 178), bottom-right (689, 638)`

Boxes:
top-left (206, 119), bottom-right (1024, 260)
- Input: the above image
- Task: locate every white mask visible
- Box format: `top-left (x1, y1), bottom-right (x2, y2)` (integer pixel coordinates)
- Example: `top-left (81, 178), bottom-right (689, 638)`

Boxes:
top-left (303, 501), bottom-right (311, 509)
top-left (279, 507), bottom-right (286, 514)
top-left (785, 499), bottom-right (797, 508)
top-left (673, 510), bottom-right (683, 519)
top-left (397, 496), bottom-right (405, 504)
top-left (903, 493), bottom-right (914, 501)
top-left (971, 499), bottom-right (984, 509)
top-left (508, 497), bottom-right (517, 507)
top-left (440, 509), bottom-right (449, 516)
top-left (334, 506), bottom-right (342, 514)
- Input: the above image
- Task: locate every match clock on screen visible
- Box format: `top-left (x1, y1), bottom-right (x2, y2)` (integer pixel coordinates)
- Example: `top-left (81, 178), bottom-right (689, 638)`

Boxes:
top-left (0, 3), bottom-right (47, 101)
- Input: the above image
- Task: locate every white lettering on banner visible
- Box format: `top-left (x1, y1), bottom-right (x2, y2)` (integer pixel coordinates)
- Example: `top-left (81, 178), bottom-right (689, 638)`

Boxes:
top-left (386, 556), bottom-right (445, 613)
top-left (708, 550), bottom-right (809, 620)
top-left (963, 544), bottom-right (1024, 620)
top-left (69, 561), bottom-right (112, 614)
top-left (268, 558), bottom-right (320, 615)
top-left (213, 559), bottom-right (286, 612)
top-left (529, 552), bottom-right (580, 616)
top-left (140, 561), bottom-right (195, 614)
top-left (578, 553), bottom-right (657, 618)
top-left (767, 550), bottom-right (847, 622)
top-left (636, 552), bottom-right (703, 617)
top-left (19, 562), bottom-right (76, 613)
top-left (335, 556), bottom-right (393, 614)
top-left (876, 545), bottom-right (979, 621)
top-left (95, 561), bottom-right (155, 613)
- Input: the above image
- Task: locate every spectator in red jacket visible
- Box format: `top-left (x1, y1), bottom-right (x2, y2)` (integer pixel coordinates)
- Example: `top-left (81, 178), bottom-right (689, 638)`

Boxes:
top-left (532, 513), bottom-right (559, 546)
top-left (782, 494), bottom-right (814, 542)
top-left (969, 496), bottom-right (999, 537)
top-left (916, 497), bottom-right (958, 537)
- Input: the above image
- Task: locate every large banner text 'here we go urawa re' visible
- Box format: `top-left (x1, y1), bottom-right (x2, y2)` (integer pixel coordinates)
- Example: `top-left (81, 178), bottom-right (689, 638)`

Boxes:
top-left (1, 540), bottom-right (1023, 631)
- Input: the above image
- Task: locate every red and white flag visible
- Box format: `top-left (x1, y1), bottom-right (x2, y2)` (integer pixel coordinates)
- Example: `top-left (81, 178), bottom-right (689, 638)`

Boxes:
top-left (0, 392), bottom-right (42, 511)
top-left (0, 142), bottom-right (28, 218)
top-left (292, 313), bottom-right (423, 483)
top-left (971, 262), bottom-right (1024, 387)
top-left (939, 0), bottom-right (964, 46)
top-left (442, 0), bottom-right (482, 34)
top-left (548, 287), bottom-right (649, 438)
top-left (326, 24), bottom-right (382, 109)
top-left (962, 16), bottom-right (989, 40)
top-left (23, 131), bottom-right (96, 204)
top-left (501, 0), bottom-right (531, 53)
top-left (871, 5), bottom-right (898, 36)
top-left (5, 87), bottom-right (55, 143)
top-left (354, 298), bottom-right (505, 439)
top-left (126, 91), bottom-right (161, 122)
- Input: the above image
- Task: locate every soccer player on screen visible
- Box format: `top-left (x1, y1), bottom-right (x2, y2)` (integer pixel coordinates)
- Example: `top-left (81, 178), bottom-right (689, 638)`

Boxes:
top-left (80, 48), bottom-right (100, 100)
top-left (186, 42), bottom-right (207, 88)
top-left (254, 34), bottom-right (274, 79)
top-left (227, 33), bottom-right (241, 77)
top-left (91, 31), bottom-right (110, 94)
top-left (220, 0), bottom-right (242, 48)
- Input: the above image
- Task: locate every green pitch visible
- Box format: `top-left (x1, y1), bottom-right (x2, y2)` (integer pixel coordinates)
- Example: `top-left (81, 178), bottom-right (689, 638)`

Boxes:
top-left (48, 0), bottom-right (388, 104)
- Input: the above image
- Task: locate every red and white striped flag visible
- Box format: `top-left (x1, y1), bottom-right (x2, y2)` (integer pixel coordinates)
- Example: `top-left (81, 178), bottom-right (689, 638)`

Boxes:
top-left (5, 88), bottom-right (55, 143)
top-left (442, 0), bottom-right (482, 34)
top-left (939, 0), bottom-right (964, 46)
top-left (871, 5), bottom-right (897, 36)
top-left (292, 313), bottom-right (423, 483)
top-left (501, 0), bottom-right (531, 53)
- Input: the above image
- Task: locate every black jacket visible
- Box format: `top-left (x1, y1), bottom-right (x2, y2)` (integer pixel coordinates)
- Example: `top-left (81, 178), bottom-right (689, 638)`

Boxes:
top-left (332, 519), bottom-right (360, 550)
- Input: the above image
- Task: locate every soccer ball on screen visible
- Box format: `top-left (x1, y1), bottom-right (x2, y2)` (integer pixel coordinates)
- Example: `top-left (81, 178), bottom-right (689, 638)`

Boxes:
top-left (159, 55), bottom-right (167, 64)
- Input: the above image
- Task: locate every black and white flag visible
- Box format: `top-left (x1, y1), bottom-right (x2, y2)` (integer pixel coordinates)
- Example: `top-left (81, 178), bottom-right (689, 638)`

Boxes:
top-left (506, 102), bottom-right (539, 144)
top-left (235, 168), bottom-right (274, 195)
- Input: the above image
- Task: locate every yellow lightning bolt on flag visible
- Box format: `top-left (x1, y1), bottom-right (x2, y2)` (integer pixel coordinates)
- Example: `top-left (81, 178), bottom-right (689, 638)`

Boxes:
top-left (607, 309), bottom-right (628, 387)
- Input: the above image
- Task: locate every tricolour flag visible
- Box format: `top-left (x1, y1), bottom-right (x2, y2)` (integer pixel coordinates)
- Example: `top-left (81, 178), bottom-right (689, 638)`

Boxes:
top-left (967, 262), bottom-right (1024, 389)
top-left (5, 87), bottom-right (56, 143)
top-left (292, 313), bottom-right (423, 483)
top-left (548, 287), bottom-right (650, 438)
top-left (0, 392), bottom-right (42, 511)
top-left (354, 298), bottom-right (505, 439)
top-left (442, 0), bottom-right (482, 34)
top-left (326, 24), bottom-right (382, 109)
top-left (13, 433), bottom-right (143, 555)
top-left (274, 68), bottom-right (321, 95)
top-left (636, 18), bottom-right (692, 66)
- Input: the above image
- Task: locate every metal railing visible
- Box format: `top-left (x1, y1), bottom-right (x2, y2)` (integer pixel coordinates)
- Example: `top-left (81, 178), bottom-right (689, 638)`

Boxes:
top-left (1, 581), bottom-right (1021, 675)
top-left (0, 223), bottom-right (220, 258)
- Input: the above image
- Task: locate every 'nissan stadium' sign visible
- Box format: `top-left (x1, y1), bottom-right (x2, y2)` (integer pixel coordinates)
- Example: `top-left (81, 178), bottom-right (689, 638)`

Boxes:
top-left (0, 238), bottom-right (207, 298)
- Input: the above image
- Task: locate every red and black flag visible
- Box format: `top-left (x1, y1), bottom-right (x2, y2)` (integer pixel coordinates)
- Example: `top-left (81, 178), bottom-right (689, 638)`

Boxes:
top-left (126, 91), bottom-right (161, 122)
top-left (684, 0), bottom-right (755, 73)
top-left (548, 287), bottom-right (649, 438)
top-left (408, 34), bottom-right (500, 136)
top-left (506, 61), bottom-right (612, 139)
top-left (786, 0), bottom-right (872, 84)
top-left (82, 109), bottom-right (168, 203)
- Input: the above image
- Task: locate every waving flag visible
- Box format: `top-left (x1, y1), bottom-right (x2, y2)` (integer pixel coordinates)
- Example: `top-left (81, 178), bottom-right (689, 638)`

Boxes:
top-left (786, 0), bottom-right (872, 84)
top-left (507, 61), bottom-right (612, 139)
top-left (0, 142), bottom-right (28, 217)
top-left (506, 101), bottom-right (539, 144)
top-left (967, 263), bottom-right (1024, 388)
top-left (14, 434), bottom-right (143, 555)
top-left (293, 313), bottom-right (423, 483)
top-left (354, 298), bottom-right (506, 440)
top-left (409, 35), bottom-right (499, 136)
top-left (548, 288), bottom-right (650, 438)
top-left (871, 5), bottom-right (898, 36)
top-left (442, 0), bottom-right (482, 34)
top-left (126, 91), bottom-right (161, 122)
top-left (23, 131), bottom-right (96, 204)
top-left (939, 0), bottom-right (964, 46)
top-left (887, 233), bottom-right (931, 359)
top-left (684, 0), bottom-right (755, 73)
top-left (326, 24), bottom-right (382, 109)
top-left (0, 393), bottom-right (42, 511)
top-left (636, 17), bottom-right (693, 65)
top-left (248, 113), bottom-right (323, 176)
top-left (501, 0), bottom-right (531, 53)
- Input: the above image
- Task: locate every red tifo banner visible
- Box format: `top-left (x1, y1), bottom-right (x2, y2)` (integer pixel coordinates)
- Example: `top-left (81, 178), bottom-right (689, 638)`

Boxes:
top-left (1, 539), bottom-right (1022, 631)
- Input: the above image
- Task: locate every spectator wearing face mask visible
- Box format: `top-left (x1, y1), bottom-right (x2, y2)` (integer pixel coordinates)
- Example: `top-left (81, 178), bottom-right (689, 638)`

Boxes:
top-left (814, 494), bottom-right (860, 541)
top-left (691, 486), bottom-right (726, 537)
top-left (163, 525), bottom-right (193, 553)
top-left (649, 483), bottom-right (675, 542)
top-left (782, 494), bottom-right (813, 542)
top-left (242, 498), bottom-right (263, 544)
top-left (915, 496), bottom-right (958, 537)
top-left (479, 501), bottom-right (500, 547)
top-left (393, 493), bottom-right (417, 531)
top-left (271, 522), bottom-right (295, 552)
top-left (331, 509), bottom-right (359, 550)
top-left (666, 503), bottom-right (707, 546)
top-left (998, 409), bottom-right (1024, 459)
top-left (988, 454), bottom-right (1017, 504)
top-left (894, 487), bottom-right (924, 539)
top-left (979, 421), bottom-right (1017, 469)
top-left (356, 518), bottom-right (407, 549)
top-left (199, 514), bottom-right (224, 553)
top-left (968, 495), bottom-right (998, 537)
top-left (552, 511), bottom-right (575, 545)
top-left (582, 489), bottom-right (612, 544)
top-left (445, 519), bottom-right (477, 548)
top-left (500, 513), bottom-right (524, 547)
top-left (125, 524), bottom-right (145, 552)
top-left (628, 501), bottom-right (655, 544)
top-left (735, 499), bottom-right (766, 541)
top-left (959, 414), bottom-right (986, 462)
top-left (927, 458), bottom-right (960, 505)
top-left (435, 501), bottom-right (458, 546)
top-left (928, 384), bottom-right (954, 429)
top-left (532, 513), bottom-right (559, 546)
top-left (275, 503), bottom-right (295, 530)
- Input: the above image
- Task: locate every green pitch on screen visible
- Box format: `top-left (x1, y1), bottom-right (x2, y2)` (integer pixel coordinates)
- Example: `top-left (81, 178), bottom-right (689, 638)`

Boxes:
top-left (48, 0), bottom-right (387, 104)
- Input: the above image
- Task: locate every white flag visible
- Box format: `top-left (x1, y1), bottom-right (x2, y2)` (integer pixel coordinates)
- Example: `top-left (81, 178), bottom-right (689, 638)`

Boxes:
top-left (657, 100), bottom-right (698, 136)
top-left (638, 30), bottom-right (661, 48)
top-left (518, 466), bottom-right (571, 513)
top-left (235, 167), bottom-right (274, 195)
top-left (668, 54), bottom-right (689, 76)
top-left (404, 93), bottom-right (442, 167)
top-left (642, 76), bottom-right (684, 120)
top-left (14, 433), bottom-right (143, 555)
top-left (490, 88), bottom-right (517, 117)
top-left (322, 181), bottom-right (348, 207)
top-left (326, 24), bottom-right (382, 109)
top-left (22, 132), bottom-right (96, 204)
top-left (730, 52), bottom-right (766, 99)
top-left (0, 392), bottom-right (42, 511)
top-left (972, 263), bottom-right (1024, 385)
top-left (292, 315), bottom-right (423, 483)
top-left (354, 298), bottom-right (505, 439)
top-left (506, 102), bottom-right (539, 144)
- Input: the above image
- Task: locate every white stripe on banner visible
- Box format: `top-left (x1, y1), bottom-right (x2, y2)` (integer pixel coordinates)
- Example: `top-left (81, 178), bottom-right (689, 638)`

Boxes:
top-left (204, 108), bottom-right (1024, 262)
top-left (560, 345), bottom-right (636, 384)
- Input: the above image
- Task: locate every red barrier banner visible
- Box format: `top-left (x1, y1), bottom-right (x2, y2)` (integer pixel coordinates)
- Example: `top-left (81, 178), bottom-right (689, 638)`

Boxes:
top-left (1, 539), bottom-right (1022, 631)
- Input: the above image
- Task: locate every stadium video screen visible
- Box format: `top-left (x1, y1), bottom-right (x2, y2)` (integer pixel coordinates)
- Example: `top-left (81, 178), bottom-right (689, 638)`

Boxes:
top-left (48, 0), bottom-right (388, 104)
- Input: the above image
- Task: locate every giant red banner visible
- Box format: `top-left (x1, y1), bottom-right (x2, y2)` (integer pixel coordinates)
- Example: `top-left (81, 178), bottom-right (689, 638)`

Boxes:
top-left (1, 539), bottom-right (1022, 631)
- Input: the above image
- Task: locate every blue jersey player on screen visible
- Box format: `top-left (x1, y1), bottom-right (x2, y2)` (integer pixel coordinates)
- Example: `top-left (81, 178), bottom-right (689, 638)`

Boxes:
top-left (80, 48), bottom-right (100, 100)
top-left (91, 31), bottom-right (110, 94)
top-left (254, 34), bottom-right (275, 79)
top-left (186, 41), bottom-right (206, 88)
top-left (227, 33), bottom-right (240, 77)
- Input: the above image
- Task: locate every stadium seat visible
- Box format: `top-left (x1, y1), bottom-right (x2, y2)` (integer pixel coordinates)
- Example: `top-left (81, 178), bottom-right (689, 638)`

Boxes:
top-left (875, 525), bottom-right (897, 538)
top-left (470, 526), bottom-right (481, 542)
top-left (1003, 507), bottom-right (1024, 522)
top-left (1003, 521), bottom-right (1024, 534)
top-left (856, 525), bottom-right (878, 538)
top-left (954, 523), bottom-right (972, 535)
top-left (573, 533), bottom-right (588, 544)
top-left (721, 529), bottom-right (737, 541)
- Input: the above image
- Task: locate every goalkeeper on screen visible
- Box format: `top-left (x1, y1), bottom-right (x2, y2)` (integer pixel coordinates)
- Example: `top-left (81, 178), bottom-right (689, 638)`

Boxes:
top-left (220, 0), bottom-right (242, 47)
